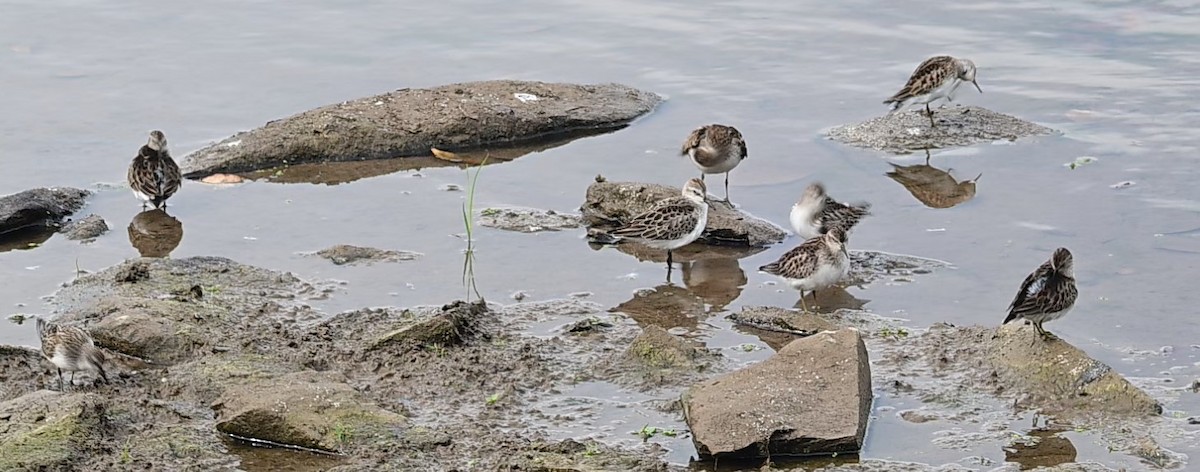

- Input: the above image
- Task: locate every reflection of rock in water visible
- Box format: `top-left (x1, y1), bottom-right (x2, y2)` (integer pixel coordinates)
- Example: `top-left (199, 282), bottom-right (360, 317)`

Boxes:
top-left (127, 209), bottom-right (183, 257)
top-left (886, 154), bottom-right (980, 209)
top-left (682, 257), bottom-right (746, 311)
top-left (610, 284), bottom-right (705, 331)
top-left (0, 226), bottom-right (56, 253)
top-left (791, 286), bottom-right (868, 313)
top-left (1004, 428), bottom-right (1077, 470)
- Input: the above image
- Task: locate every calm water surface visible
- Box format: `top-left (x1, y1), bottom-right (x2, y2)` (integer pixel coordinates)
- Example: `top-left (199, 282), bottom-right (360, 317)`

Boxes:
top-left (2, 0), bottom-right (1199, 468)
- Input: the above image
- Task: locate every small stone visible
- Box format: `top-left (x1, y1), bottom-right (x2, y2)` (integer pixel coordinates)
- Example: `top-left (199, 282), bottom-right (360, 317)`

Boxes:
top-left (60, 214), bottom-right (109, 241)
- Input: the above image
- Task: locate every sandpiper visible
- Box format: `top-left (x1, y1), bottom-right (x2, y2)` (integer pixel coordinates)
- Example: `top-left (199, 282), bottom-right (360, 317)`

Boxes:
top-left (128, 130), bottom-right (182, 209)
top-left (883, 56), bottom-right (982, 127)
top-left (36, 317), bottom-right (108, 390)
top-left (1003, 248), bottom-right (1078, 339)
top-left (789, 182), bottom-right (871, 240)
top-left (759, 227), bottom-right (850, 312)
top-left (610, 178), bottom-right (709, 275)
top-left (680, 124), bottom-right (747, 203)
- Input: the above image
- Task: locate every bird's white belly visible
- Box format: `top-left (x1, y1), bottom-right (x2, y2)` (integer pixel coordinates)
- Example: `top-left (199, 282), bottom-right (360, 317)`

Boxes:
top-left (690, 149), bottom-right (741, 174)
top-left (49, 350), bottom-right (76, 371)
top-left (647, 208), bottom-right (708, 251)
top-left (132, 190), bottom-right (152, 202)
top-left (919, 78), bottom-right (962, 105)
top-left (787, 254), bottom-right (848, 292)
top-left (789, 204), bottom-right (822, 240)
top-left (1027, 306), bottom-right (1073, 324)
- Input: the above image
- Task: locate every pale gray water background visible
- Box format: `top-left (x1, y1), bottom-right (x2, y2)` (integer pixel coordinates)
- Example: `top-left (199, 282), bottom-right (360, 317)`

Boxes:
top-left (2, 0), bottom-right (1199, 469)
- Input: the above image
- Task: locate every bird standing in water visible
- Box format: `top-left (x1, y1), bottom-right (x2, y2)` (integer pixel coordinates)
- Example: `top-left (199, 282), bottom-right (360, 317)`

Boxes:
top-left (128, 130), bottom-right (182, 209)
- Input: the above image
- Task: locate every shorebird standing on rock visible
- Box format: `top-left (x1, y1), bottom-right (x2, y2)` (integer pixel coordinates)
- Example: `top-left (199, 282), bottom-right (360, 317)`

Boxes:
top-left (36, 317), bottom-right (109, 390)
top-left (128, 130), bottom-right (182, 209)
top-left (609, 178), bottom-right (709, 280)
top-left (1003, 247), bottom-right (1078, 340)
top-left (681, 124), bottom-right (747, 203)
top-left (883, 55), bottom-right (982, 128)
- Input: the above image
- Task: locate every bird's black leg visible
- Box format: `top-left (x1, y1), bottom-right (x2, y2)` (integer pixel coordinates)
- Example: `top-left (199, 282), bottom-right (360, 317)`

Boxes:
top-left (57, 368), bottom-right (64, 391)
top-left (98, 365), bottom-right (109, 385)
top-left (926, 104), bottom-right (936, 128)
top-left (724, 173), bottom-right (731, 203)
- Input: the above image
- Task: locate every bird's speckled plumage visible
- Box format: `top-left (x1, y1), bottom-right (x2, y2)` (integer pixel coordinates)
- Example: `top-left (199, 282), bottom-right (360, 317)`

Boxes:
top-left (128, 130), bottom-right (182, 209)
top-left (611, 178), bottom-right (708, 251)
top-left (759, 228), bottom-right (850, 311)
top-left (37, 317), bottom-right (108, 389)
top-left (883, 56), bottom-right (982, 127)
top-left (1003, 248), bottom-right (1078, 337)
top-left (790, 183), bottom-right (871, 240)
top-left (681, 124), bottom-right (747, 202)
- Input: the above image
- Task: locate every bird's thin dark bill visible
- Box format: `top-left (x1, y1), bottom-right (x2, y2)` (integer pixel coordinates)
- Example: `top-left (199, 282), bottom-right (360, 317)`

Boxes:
top-left (972, 80), bottom-right (983, 93)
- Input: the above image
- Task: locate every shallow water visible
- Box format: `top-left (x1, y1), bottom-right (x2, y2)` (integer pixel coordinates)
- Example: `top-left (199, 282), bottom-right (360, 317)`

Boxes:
top-left (3, 0), bottom-right (1199, 469)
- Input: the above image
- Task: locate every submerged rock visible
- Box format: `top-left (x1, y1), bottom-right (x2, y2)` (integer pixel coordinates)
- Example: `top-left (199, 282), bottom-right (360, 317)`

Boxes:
top-left (478, 207), bottom-right (582, 233)
top-left (0, 187), bottom-right (90, 235)
top-left (309, 244), bottom-right (421, 266)
top-left (582, 180), bottom-right (786, 248)
top-left (683, 329), bottom-right (872, 460)
top-left (60, 214), bottom-right (109, 241)
top-left (181, 80), bottom-right (663, 177)
top-left (827, 105), bottom-right (1055, 154)
top-left (607, 325), bottom-right (718, 389)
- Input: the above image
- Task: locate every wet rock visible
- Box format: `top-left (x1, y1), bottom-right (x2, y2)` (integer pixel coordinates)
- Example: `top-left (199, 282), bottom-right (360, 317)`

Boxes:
top-left (370, 300), bottom-right (486, 350)
top-left (727, 306), bottom-right (838, 336)
top-left (214, 370), bottom-right (407, 453)
top-left (0, 345), bottom-right (43, 402)
top-left (683, 329), bottom-right (872, 460)
top-left (582, 180), bottom-right (786, 247)
top-left (0, 187), bottom-right (90, 235)
top-left (847, 250), bottom-right (947, 286)
top-left (181, 80), bottom-right (662, 177)
top-left (827, 105), bottom-right (1056, 154)
top-left (127, 209), bottom-right (184, 257)
top-left (622, 325), bottom-right (713, 372)
top-left (309, 244), bottom-right (421, 266)
top-left (877, 323), bottom-right (1161, 419)
top-left (0, 391), bottom-right (108, 471)
top-left (60, 214), bottom-right (109, 241)
top-left (478, 207), bottom-right (582, 233)
top-left (89, 309), bottom-right (197, 364)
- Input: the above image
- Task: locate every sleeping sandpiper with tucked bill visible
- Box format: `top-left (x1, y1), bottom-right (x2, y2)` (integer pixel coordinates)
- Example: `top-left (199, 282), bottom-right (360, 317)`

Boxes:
top-left (789, 182), bottom-right (871, 240)
top-left (128, 130), bottom-right (182, 209)
top-left (609, 178), bottom-right (709, 278)
top-left (681, 124), bottom-right (747, 203)
top-left (883, 55), bottom-right (982, 128)
top-left (1003, 247), bottom-right (1078, 340)
top-left (759, 227), bottom-right (850, 313)
top-left (37, 317), bottom-right (109, 390)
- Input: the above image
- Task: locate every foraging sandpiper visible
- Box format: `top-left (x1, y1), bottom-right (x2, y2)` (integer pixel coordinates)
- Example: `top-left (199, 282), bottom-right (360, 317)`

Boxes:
top-left (36, 317), bottom-right (109, 390)
top-left (883, 56), bottom-right (982, 127)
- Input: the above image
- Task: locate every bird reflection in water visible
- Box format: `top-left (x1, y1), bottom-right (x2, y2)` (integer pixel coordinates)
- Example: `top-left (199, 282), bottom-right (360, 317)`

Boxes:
top-left (791, 285), bottom-right (868, 314)
top-left (127, 209), bottom-right (183, 257)
top-left (1003, 428), bottom-right (1077, 470)
top-left (886, 149), bottom-right (981, 209)
top-left (681, 256), bottom-right (746, 312)
top-left (610, 255), bottom-right (750, 331)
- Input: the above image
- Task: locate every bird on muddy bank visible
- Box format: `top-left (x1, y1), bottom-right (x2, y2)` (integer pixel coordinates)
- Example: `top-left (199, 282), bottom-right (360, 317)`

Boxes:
top-left (1003, 247), bottom-right (1078, 340)
top-left (759, 226), bottom-right (850, 313)
top-left (681, 124), bottom-right (747, 203)
top-left (789, 182), bottom-right (871, 240)
top-left (128, 130), bottom-right (182, 209)
top-left (37, 317), bottom-right (109, 390)
top-left (608, 178), bottom-right (709, 279)
top-left (883, 55), bottom-right (982, 128)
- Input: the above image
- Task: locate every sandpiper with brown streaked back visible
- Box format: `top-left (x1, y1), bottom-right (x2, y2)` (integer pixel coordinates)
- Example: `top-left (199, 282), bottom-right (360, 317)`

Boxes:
top-left (759, 227), bottom-right (850, 313)
top-left (609, 178), bottom-right (709, 277)
top-left (681, 124), bottom-right (747, 203)
top-left (128, 130), bottom-right (182, 209)
top-left (883, 55), bottom-right (982, 128)
top-left (1003, 248), bottom-right (1078, 339)
top-left (789, 182), bottom-right (871, 240)
top-left (36, 317), bottom-right (109, 390)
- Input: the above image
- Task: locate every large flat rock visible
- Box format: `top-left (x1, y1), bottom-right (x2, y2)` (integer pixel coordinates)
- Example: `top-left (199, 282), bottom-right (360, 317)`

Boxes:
top-left (683, 328), bottom-right (872, 460)
top-left (827, 105), bottom-right (1055, 154)
top-left (0, 187), bottom-right (90, 235)
top-left (582, 180), bottom-right (787, 248)
top-left (181, 80), bottom-right (663, 177)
